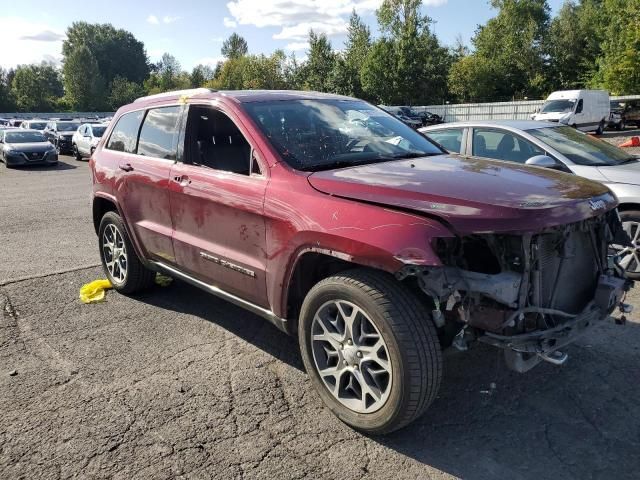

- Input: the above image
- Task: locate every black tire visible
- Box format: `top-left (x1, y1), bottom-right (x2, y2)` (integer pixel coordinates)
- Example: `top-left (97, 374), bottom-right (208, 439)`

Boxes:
top-left (98, 211), bottom-right (155, 294)
top-left (54, 139), bottom-right (61, 155)
top-left (618, 210), bottom-right (640, 281)
top-left (73, 144), bottom-right (82, 161)
top-left (298, 268), bottom-right (442, 434)
top-left (595, 121), bottom-right (604, 135)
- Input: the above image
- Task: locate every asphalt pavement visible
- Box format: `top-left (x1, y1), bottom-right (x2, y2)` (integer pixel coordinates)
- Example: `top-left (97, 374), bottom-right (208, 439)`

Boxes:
top-left (1, 139), bottom-right (640, 479)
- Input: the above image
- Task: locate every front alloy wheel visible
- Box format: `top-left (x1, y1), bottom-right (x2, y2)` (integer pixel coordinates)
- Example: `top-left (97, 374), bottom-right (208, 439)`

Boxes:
top-left (311, 299), bottom-right (392, 413)
top-left (299, 269), bottom-right (442, 434)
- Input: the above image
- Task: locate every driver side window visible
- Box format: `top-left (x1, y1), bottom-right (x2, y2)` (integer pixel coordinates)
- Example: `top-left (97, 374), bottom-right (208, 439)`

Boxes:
top-left (184, 105), bottom-right (257, 176)
top-left (576, 99), bottom-right (584, 114)
top-left (472, 129), bottom-right (544, 163)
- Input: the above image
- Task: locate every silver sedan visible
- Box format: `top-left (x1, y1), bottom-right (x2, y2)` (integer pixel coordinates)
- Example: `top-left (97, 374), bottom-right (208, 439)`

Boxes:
top-left (420, 120), bottom-right (640, 278)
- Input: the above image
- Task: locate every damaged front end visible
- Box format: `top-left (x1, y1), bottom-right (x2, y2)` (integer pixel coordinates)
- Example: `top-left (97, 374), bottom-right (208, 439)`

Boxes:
top-left (398, 210), bottom-right (634, 372)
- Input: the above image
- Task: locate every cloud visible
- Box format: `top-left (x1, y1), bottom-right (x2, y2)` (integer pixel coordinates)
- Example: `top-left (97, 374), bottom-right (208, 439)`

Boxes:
top-left (0, 18), bottom-right (65, 69)
top-left (223, 17), bottom-right (237, 28)
top-left (226, 0), bottom-right (447, 40)
top-left (285, 42), bottom-right (309, 52)
top-left (19, 30), bottom-right (65, 42)
top-left (148, 14), bottom-right (181, 25)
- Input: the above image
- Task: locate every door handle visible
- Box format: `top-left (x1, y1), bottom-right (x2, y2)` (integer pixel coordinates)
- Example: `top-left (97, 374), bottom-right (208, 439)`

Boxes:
top-left (119, 163), bottom-right (134, 172)
top-left (172, 175), bottom-right (191, 186)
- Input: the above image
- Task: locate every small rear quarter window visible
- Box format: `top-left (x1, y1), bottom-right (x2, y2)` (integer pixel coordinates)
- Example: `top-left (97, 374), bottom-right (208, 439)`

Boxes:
top-left (106, 110), bottom-right (144, 153)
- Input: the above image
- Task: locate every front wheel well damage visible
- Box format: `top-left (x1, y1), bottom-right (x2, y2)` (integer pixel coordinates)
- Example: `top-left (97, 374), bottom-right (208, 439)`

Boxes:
top-left (285, 252), bottom-right (437, 338)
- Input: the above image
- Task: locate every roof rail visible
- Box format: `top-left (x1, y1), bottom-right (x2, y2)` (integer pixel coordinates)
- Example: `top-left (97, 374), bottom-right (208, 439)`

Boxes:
top-left (134, 88), bottom-right (215, 103)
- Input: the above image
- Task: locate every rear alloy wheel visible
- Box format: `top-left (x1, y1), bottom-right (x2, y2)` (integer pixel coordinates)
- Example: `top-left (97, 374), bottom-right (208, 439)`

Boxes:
top-left (616, 211), bottom-right (640, 280)
top-left (299, 269), bottom-right (442, 434)
top-left (98, 211), bottom-right (155, 293)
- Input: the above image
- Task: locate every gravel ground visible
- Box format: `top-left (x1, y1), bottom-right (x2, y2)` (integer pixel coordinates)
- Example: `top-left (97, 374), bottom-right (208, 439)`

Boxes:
top-left (1, 132), bottom-right (640, 479)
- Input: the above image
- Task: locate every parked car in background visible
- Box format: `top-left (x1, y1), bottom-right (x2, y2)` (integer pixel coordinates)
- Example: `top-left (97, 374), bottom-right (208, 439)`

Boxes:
top-left (8, 119), bottom-right (23, 127)
top-left (20, 119), bottom-right (48, 133)
top-left (421, 120), bottom-right (640, 278)
top-left (90, 89), bottom-right (631, 434)
top-left (0, 118), bottom-right (9, 126)
top-left (609, 99), bottom-right (640, 130)
top-left (378, 105), bottom-right (422, 129)
top-left (0, 129), bottom-right (58, 167)
top-left (532, 90), bottom-right (610, 134)
top-left (44, 120), bottom-right (81, 154)
top-left (397, 106), bottom-right (443, 126)
top-left (72, 123), bottom-right (107, 160)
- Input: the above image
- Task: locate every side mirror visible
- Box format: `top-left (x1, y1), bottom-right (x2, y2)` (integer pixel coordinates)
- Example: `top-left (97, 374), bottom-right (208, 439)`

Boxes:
top-left (526, 155), bottom-right (559, 169)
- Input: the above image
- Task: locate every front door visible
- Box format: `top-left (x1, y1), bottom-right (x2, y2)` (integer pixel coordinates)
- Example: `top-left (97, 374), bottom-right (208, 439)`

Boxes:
top-left (168, 104), bottom-right (269, 307)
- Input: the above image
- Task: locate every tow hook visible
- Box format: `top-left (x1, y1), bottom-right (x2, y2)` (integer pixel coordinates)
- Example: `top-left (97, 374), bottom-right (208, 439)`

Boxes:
top-left (616, 303), bottom-right (633, 325)
top-left (538, 350), bottom-right (568, 366)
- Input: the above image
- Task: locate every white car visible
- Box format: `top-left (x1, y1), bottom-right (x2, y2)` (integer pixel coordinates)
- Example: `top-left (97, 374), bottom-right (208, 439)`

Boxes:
top-left (531, 90), bottom-right (610, 134)
top-left (72, 123), bottom-right (108, 160)
top-left (420, 120), bottom-right (640, 278)
top-left (20, 120), bottom-right (48, 133)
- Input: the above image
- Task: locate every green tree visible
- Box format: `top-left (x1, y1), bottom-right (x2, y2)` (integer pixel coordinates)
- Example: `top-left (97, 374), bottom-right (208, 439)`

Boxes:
top-left (448, 0), bottom-right (551, 102)
top-left (448, 55), bottom-right (500, 102)
top-left (207, 52), bottom-right (288, 90)
top-left (546, 0), bottom-right (603, 89)
top-left (144, 53), bottom-right (190, 94)
top-left (302, 30), bottom-right (336, 91)
top-left (63, 22), bottom-right (149, 85)
top-left (108, 76), bottom-right (145, 109)
top-left (221, 33), bottom-right (249, 59)
top-left (63, 45), bottom-right (105, 110)
top-left (11, 63), bottom-right (63, 112)
top-left (189, 64), bottom-right (215, 87)
top-left (361, 0), bottom-right (451, 104)
top-left (593, 0), bottom-right (640, 94)
top-left (330, 11), bottom-right (372, 98)
top-left (0, 68), bottom-right (15, 111)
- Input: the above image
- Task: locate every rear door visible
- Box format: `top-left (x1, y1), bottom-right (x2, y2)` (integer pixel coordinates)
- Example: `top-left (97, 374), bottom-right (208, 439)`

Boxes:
top-left (168, 103), bottom-right (269, 307)
top-left (106, 106), bottom-right (180, 263)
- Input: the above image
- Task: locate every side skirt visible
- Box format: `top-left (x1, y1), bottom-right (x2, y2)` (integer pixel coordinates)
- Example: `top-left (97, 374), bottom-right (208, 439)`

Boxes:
top-left (149, 261), bottom-right (289, 334)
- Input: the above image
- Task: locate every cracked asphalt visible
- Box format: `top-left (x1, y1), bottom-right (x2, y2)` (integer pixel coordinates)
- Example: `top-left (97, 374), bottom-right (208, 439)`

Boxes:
top-left (1, 134), bottom-right (640, 480)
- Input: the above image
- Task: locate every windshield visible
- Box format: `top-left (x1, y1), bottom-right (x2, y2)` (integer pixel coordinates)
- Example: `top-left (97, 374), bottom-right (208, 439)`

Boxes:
top-left (92, 126), bottom-right (106, 137)
top-left (57, 123), bottom-right (80, 131)
top-left (610, 101), bottom-right (625, 111)
top-left (529, 126), bottom-right (634, 166)
top-left (242, 99), bottom-right (443, 171)
top-left (28, 122), bottom-right (47, 130)
top-left (540, 99), bottom-right (576, 113)
top-left (5, 131), bottom-right (46, 143)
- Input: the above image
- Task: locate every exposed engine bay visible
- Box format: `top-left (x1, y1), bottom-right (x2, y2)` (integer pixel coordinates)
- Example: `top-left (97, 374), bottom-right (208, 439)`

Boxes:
top-left (398, 210), bottom-right (634, 372)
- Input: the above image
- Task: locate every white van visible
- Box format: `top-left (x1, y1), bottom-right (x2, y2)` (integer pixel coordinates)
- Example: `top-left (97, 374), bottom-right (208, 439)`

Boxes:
top-left (532, 90), bottom-right (610, 134)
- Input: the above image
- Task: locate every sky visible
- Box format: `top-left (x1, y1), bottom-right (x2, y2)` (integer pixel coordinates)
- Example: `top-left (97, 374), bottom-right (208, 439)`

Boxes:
top-left (1, 0), bottom-right (565, 71)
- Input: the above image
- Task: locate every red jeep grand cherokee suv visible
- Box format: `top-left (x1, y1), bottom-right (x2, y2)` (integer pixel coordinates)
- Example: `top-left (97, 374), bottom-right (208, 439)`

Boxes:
top-left (90, 89), bottom-right (632, 433)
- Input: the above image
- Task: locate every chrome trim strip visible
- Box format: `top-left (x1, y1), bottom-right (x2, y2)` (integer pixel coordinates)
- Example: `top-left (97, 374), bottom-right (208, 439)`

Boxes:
top-left (150, 261), bottom-right (288, 333)
top-left (199, 251), bottom-right (256, 277)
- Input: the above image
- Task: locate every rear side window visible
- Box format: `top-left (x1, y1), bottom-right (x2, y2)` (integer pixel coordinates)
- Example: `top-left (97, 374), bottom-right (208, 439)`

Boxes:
top-left (106, 110), bottom-right (144, 153)
top-left (425, 128), bottom-right (464, 154)
top-left (137, 106), bottom-right (180, 160)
